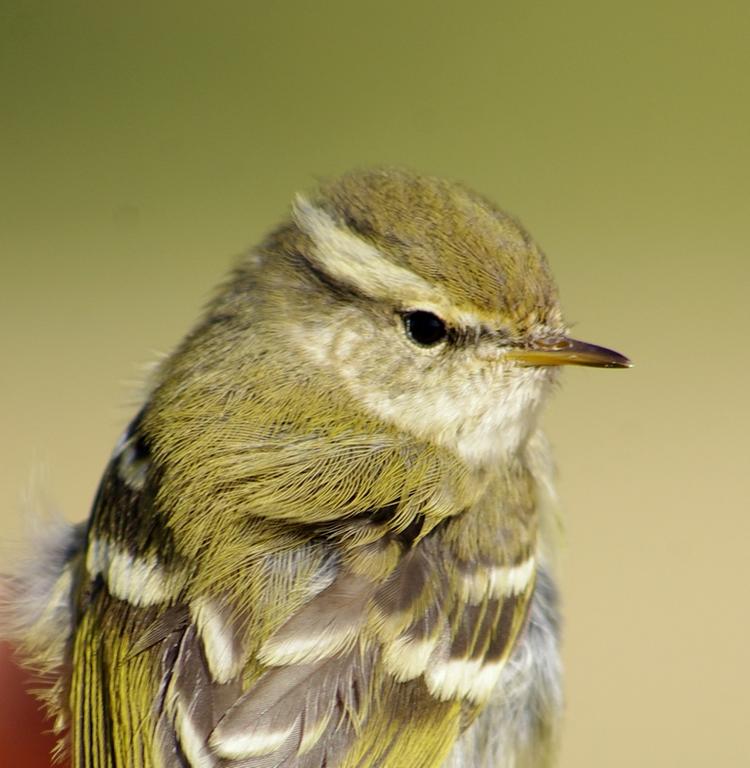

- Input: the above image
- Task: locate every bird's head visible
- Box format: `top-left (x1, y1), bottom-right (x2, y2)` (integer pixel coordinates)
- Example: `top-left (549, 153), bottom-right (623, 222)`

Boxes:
top-left (236, 168), bottom-right (630, 466)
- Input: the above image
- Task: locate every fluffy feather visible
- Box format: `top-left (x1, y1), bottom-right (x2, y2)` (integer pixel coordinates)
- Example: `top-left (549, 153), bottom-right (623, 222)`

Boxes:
top-left (2, 169), bottom-right (589, 767)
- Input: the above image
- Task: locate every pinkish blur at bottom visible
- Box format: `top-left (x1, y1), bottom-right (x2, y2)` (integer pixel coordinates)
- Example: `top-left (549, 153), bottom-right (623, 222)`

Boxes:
top-left (0, 642), bottom-right (66, 767)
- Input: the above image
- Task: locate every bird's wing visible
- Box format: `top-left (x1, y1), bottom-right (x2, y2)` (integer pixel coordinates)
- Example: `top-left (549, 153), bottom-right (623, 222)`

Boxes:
top-left (65, 414), bottom-right (535, 768)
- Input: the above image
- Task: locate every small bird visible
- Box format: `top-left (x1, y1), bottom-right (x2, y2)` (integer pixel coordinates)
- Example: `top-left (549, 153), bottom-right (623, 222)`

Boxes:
top-left (6, 168), bottom-right (630, 768)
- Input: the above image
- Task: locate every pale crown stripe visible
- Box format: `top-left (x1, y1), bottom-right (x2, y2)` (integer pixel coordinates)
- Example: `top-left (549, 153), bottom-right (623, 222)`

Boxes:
top-left (293, 196), bottom-right (438, 304)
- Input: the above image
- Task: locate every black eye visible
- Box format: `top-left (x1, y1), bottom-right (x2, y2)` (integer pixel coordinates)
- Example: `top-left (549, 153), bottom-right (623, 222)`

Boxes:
top-left (403, 311), bottom-right (448, 347)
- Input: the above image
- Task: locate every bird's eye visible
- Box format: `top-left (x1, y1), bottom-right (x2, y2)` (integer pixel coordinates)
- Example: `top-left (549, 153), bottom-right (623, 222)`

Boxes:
top-left (403, 311), bottom-right (448, 347)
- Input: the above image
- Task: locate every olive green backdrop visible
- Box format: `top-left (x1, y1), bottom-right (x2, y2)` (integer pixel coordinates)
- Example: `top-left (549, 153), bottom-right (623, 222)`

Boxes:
top-left (2, 2), bottom-right (748, 766)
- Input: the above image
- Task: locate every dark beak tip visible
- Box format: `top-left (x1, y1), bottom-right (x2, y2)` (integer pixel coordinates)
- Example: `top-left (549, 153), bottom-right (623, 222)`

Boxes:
top-left (604, 353), bottom-right (633, 369)
top-left (568, 338), bottom-right (632, 370)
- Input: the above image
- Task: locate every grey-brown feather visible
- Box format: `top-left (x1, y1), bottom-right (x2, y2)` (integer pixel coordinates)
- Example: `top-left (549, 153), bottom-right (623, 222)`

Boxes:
top-left (444, 568), bottom-right (562, 768)
top-left (213, 648), bottom-right (373, 767)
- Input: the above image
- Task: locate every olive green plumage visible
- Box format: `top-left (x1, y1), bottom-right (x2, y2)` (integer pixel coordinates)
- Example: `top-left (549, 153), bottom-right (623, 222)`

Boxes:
top-left (5, 168), bottom-right (629, 768)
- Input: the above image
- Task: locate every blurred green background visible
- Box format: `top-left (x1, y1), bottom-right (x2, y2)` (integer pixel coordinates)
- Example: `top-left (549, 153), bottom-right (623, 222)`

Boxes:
top-left (1, 2), bottom-right (748, 765)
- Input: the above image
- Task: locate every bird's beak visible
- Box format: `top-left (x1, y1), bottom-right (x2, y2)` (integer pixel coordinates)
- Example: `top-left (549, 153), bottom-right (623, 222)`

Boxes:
top-left (505, 336), bottom-right (632, 369)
